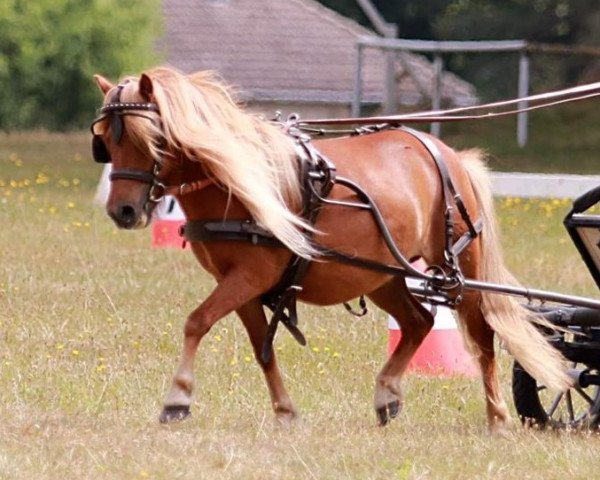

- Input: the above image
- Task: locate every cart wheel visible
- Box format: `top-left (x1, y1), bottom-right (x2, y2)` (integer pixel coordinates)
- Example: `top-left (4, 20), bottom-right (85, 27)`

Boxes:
top-left (512, 361), bottom-right (600, 429)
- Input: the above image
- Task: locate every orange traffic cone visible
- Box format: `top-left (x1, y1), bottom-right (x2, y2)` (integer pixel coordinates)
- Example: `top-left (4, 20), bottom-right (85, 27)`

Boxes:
top-left (151, 219), bottom-right (186, 248)
top-left (151, 196), bottom-right (187, 248)
top-left (387, 259), bottom-right (477, 377)
top-left (387, 308), bottom-right (477, 377)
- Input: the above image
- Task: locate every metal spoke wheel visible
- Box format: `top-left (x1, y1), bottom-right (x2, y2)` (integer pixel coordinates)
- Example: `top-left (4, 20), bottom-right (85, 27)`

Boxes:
top-left (512, 361), bottom-right (600, 429)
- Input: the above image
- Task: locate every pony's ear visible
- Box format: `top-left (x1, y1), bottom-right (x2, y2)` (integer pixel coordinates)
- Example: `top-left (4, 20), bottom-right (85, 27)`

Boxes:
top-left (139, 73), bottom-right (154, 101)
top-left (94, 74), bottom-right (114, 95)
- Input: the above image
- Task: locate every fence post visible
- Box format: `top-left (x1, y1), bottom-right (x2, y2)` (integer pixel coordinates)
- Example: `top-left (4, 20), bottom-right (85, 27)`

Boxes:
top-left (430, 53), bottom-right (443, 137)
top-left (383, 47), bottom-right (397, 114)
top-left (352, 43), bottom-right (364, 117)
top-left (517, 50), bottom-right (530, 147)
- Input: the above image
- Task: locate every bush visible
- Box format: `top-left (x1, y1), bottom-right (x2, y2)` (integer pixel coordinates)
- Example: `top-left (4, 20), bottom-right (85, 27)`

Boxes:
top-left (0, 0), bottom-right (162, 130)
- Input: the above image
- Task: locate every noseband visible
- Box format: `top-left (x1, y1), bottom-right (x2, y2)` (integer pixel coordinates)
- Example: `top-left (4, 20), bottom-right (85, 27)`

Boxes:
top-left (90, 83), bottom-right (212, 202)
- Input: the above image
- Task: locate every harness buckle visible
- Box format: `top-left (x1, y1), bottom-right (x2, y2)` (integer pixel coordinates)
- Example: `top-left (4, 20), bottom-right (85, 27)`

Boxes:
top-left (179, 183), bottom-right (190, 196)
top-left (148, 181), bottom-right (166, 202)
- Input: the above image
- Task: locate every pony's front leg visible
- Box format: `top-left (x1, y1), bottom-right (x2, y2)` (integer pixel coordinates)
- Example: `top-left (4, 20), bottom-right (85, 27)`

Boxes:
top-left (236, 299), bottom-right (298, 424)
top-left (159, 270), bottom-right (261, 423)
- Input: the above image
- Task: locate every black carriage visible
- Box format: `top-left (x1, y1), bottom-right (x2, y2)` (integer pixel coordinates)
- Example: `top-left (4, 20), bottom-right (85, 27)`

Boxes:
top-left (511, 185), bottom-right (600, 429)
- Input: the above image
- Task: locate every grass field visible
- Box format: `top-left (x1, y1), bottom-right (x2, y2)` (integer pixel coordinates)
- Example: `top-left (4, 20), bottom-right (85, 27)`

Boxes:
top-left (1, 130), bottom-right (599, 480)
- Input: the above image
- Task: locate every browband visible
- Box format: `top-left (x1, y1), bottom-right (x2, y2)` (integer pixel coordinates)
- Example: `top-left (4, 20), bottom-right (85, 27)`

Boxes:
top-left (99, 102), bottom-right (159, 114)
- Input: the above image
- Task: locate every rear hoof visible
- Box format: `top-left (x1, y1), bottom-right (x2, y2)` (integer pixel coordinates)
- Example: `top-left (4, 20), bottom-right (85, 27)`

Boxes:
top-left (159, 405), bottom-right (191, 424)
top-left (376, 400), bottom-right (401, 426)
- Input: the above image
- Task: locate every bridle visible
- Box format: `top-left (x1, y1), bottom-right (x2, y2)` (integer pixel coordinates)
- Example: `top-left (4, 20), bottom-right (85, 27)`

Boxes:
top-left (90, 82), bottom-right (212, 203)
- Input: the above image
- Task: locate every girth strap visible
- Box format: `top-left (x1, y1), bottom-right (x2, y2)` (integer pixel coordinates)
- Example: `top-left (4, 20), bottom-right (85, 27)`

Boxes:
top-left (259, 134), bottom-right (337, 363)
top-left (180, 219), bottom-right (309, 358)
top-left (179, 138), bottom-right (337, 364)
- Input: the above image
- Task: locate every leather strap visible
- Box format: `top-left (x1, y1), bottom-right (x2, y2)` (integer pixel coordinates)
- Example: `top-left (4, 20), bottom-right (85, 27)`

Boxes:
top-left (152, 177), bottom-right (215, 200)
top-left (400, 126), bottom-right (480, 241)
top-left (166, 178), bottom-right (214, 196)
top-left (109, 169), bottom-right (155, 184)
top-left (181, 220), bottom-right (284, 248)
top-left (396, 126), bottom-right (482, 299)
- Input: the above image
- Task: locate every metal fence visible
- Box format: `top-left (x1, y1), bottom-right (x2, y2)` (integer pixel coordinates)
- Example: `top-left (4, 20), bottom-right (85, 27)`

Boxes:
top-left (354, 37), bottom-right (600, 146)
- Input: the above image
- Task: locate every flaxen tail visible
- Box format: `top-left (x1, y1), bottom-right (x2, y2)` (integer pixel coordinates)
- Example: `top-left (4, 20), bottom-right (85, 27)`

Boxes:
top-left (460, 149), bottom-right (571, 391)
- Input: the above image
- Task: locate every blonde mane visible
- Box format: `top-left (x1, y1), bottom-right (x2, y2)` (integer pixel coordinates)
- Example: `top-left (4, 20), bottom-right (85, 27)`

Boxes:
top-left (119, 66), bottom-right (316, 258)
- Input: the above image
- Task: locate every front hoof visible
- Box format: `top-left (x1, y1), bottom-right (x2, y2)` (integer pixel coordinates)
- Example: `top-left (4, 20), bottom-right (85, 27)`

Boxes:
top-left (376, 400), bottom-right (400, 426)
top-left (275, 410), bottom-right (299, 428)
top-left (159, 405), bottom-right (191, 424)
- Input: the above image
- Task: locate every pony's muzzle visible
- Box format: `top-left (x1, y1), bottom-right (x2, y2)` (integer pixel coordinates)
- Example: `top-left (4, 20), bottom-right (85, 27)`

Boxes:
top-left (108, 202), bottom-right (148, 229)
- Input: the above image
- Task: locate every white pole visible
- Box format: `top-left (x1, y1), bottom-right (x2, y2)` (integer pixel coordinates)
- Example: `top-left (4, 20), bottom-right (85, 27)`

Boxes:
top-left (430, 53), bottom-right (443, 137)
top-left (384, 49), bottom-right (397, 114)
top-left (352, 44), bottom-right (364, 117)
top-left (517, 51), bottom-right (530, 147)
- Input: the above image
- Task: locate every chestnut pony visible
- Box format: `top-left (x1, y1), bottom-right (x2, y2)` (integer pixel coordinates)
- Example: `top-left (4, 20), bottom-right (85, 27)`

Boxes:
top-left (92, 67), bottom-right (569, 432)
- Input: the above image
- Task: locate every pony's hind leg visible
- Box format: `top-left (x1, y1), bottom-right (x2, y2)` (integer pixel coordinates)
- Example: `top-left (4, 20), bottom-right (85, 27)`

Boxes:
top-left (236, 299), bottom-right (298, 424)
top-left (456, 294), bottom-right (512, 434)
top-left (367, 277), bottom-right (434, 425)
top-left (160, 269), bottom-right (264, 423)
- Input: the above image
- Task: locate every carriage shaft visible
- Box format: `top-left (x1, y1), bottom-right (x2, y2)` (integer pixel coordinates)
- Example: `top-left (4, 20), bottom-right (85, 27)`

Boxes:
top-left (459, 278), bottom-right (600, 310)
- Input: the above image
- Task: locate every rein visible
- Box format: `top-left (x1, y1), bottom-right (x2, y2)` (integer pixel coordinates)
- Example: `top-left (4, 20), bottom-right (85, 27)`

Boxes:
top-left (298, 80), bottom-right (600, 127)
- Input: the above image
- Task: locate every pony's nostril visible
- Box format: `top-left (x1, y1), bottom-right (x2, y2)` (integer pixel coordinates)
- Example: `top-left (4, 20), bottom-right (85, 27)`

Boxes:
top-left (118, 204), bottom-right (137, 225)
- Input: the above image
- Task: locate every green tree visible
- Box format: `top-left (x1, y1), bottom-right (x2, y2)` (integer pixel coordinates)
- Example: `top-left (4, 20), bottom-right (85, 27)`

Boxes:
top-left (433, 0), bottom-right (600, 98)
top-left (0, 0), bottom-right (161, 130)
top-left (316, 0), bottom-right (599, 45)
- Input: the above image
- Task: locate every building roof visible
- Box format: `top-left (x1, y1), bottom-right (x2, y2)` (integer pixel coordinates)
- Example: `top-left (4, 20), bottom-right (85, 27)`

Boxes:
top-left (162, 0), bottom-right (476, 107)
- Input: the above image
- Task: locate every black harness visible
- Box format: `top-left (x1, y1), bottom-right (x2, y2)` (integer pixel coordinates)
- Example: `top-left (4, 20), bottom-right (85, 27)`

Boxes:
top-left (91, 92), bottom-right (481, 363)
top-left (180, 125), bottom-right (338, 362)
top-left (180, 121), bottom-right (483, 363)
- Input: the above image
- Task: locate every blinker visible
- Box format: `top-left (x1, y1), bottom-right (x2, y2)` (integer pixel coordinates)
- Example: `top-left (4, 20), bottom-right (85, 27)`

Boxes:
top-left (92, 135), bottom-right (111, 164)
top-left (90, 111), bottom-right (125, 164)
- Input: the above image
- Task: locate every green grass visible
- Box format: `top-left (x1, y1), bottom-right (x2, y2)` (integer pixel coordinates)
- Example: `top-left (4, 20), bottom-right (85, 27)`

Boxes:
top-left (1, 132), bottom-right (600, 479)
top-left (497, 196), bottom-right (598, 296)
